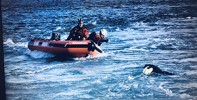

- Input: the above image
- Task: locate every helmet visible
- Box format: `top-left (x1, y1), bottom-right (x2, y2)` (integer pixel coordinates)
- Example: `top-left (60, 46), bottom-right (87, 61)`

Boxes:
top-left (100, 29), bottom-right (108, 37)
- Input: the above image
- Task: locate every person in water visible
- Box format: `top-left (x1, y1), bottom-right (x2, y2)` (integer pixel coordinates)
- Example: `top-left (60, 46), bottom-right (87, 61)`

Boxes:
top-left (88, 29), bottom-right (108, 46)
top-left (67, 18), bottom-right (89, 40)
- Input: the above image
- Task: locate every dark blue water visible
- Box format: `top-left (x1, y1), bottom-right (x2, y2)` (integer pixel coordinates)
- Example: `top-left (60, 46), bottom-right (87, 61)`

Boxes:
top-left (2, 0), bottom-right (197, 99)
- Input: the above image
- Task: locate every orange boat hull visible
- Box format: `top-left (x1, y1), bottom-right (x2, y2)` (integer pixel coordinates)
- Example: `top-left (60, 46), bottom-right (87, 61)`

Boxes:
top-left (28, 39), bottom-right (102, 58)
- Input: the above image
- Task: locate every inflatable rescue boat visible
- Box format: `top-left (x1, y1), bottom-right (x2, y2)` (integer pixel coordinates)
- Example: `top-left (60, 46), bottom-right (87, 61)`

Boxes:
top-left (28, 38), bottom-right (103, 58)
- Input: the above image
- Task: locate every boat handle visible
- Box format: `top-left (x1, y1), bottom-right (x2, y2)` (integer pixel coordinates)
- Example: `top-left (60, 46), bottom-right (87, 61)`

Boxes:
top-left (64, 43), bottom-right (68, 47)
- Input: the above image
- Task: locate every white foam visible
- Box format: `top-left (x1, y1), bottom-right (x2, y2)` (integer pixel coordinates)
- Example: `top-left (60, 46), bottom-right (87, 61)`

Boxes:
top-left (172, 83), bottom-right (197, 91)
top-left (6, 77), bottom-right (35, 84)
top-left (60, 34), bottom-right (69, 40)
top-left (4, 38), bottom-right (15, 45)
top-left (25, 50), bottom-right (54, 59)
top-left (115, 27), bottom-right (121, 31)
top-left (150, 44), bottom-right (157, 49)
top-left (56, 26), bottom-right (62, 30)
top-left (73, 57), bottom-right (87, 61)
top-left (55, 90), bottom-right (81, 96)
top-left (92, 79), bottom-right (102, 84)
top-left (4, 38), bottom-right (28, 48)
top-left (15, 42), bottom-right (28, 48)
top-left (184, 70), bottom-right (197, 75)
top-left (132, 83), bottom-right (139, 89)
top-left (6, 55), bottom-right (28, 63)
top-left (53, 92), bottom-right (68, 97)
top-left (190, 65), bottom-right (197, 69)
top-left (87, 52), bottom-right (109, 58)
top-left (180, 57), bottom-right (197, 62)
top-left (128, 75), bottom-right (134, 80)
top-left (158, 83), bottom-right (174, 96)
top-left (180, 93), bottom-right (192, 99)
top-left (26, 65), bottom-right (57, 74)
top-left (33, 29), bottom-right (42, 32)
top-left (92, 21), bottom-right (97, 25)
top-left (54, 90), bottom-right (93, 99)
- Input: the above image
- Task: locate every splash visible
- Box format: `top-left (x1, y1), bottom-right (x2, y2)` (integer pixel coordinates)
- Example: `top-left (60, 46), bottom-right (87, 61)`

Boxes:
top-left (87, 52), bottom-right (109, 58)
top-left (4, 38), bottom-right (15, 45)
top-left (4, 38), bottom-right (28, 47)
top-left (24, 50), bottom-right (54, 59)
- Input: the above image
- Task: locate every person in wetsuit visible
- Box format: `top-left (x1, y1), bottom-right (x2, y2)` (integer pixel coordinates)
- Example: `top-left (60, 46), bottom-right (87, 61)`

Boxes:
top-left (87, 29), bottom-right (108, 46)
top-left (67, 18), bottom-right (89, 40)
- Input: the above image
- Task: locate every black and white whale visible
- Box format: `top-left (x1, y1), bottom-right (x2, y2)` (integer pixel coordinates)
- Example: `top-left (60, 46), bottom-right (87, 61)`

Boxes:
top-left (143, 64), bottom-right (174, 75)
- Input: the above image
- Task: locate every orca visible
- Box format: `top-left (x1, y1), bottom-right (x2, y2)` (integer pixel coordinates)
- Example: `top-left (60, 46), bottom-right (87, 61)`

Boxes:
top-left (143, 64), bottom-right (174, 75)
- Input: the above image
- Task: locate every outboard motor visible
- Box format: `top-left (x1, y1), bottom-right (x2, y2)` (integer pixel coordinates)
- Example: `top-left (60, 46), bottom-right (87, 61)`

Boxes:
top-left (51, 33), bottom-right (60, 41)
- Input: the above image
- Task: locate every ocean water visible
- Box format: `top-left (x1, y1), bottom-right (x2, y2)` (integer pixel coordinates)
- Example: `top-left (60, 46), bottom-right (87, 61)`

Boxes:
top-left (2, 0), bottom-right (197, 99)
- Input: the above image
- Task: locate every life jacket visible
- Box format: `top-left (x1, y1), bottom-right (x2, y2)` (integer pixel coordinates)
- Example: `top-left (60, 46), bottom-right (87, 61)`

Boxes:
top-left (88, 32), bottom-right (102, 45)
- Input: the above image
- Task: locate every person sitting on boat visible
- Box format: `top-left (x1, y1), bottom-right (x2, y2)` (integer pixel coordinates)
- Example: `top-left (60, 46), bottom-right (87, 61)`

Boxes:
top-left (67, 18), bottom-right (89, 40)
top-left (51, 33), bottom-right (60, 41)
top-left (87, 29), bottom-right (108, 46)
